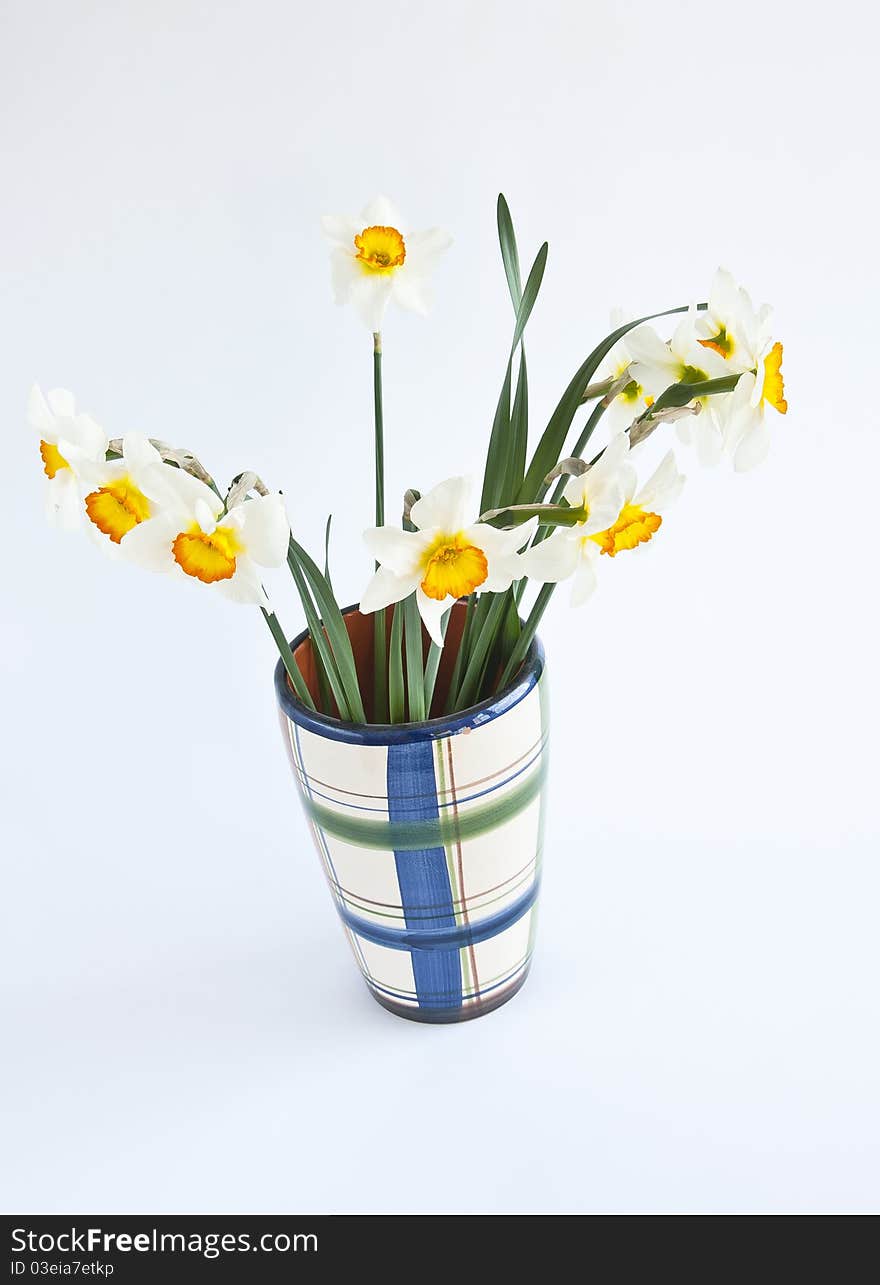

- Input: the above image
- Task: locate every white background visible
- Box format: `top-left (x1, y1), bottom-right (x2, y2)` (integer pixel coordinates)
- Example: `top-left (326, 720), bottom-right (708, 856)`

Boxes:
top-left (2, 0), bottom-right (878, 1213)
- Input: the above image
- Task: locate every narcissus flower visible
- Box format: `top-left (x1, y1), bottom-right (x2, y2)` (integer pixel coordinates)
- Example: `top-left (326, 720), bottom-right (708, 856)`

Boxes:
top-left (75, 433), bottom-right (172, 549)
top-left (721, 341), bottom-right (787, 471)
top-left (521, 439), bottom-right (683, 605)
top-left (695, 268), bottom-right (771, 372)
top-left (359, 476), bottom-right (537, 645)
top-left (28, 384), bottom-right (108, 527)
top-left (627, 312), bottom-right (732, 467)
top-left (123, 471), bottom-right (290, 607)
top-left (321, 196), bottom-right (452, 331)
top-left (627, 310), bottom-right (729, 400)
top-left (597, 314), bottom-right (655, 431)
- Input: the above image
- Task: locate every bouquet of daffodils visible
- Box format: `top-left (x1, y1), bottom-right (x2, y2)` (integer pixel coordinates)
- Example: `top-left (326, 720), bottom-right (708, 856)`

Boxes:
top-left (34, 195), bottom-right (786, 724)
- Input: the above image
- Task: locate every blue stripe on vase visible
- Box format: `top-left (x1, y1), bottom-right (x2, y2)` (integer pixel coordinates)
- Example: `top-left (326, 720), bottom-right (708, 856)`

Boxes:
top-left (337, 877), bottom-right (539, 952)
top-left (387, 740), bottom-right (462, 1011)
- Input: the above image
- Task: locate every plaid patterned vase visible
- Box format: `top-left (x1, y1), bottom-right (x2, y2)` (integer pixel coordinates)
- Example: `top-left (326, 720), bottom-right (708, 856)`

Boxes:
top-left (275, 628), bottom-right (549, 1023)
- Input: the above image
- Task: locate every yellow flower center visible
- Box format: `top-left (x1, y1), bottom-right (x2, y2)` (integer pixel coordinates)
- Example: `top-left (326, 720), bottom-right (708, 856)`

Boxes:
top-left (620, 378), bottom-right (645, 406)
top-left (420, 533), bottom-right (488, 601)
top-left (40, 440), bottom-right (69, 479)
top-left (762, 341), bottom-right (787, 413)
top-left (699, 326), bottom-right (735, 358)
top-left (354, 225), bottom-right (406, 274)
top-left (172, 522), bottom-right (242, 583)
top-left (84, 476), bottom-right (151, 544)
top-left (591, 504), bottom-right (662, 557)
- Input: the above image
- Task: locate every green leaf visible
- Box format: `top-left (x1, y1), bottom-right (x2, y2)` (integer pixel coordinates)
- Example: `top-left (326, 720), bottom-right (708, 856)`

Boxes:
top-left (388, 602), bottom-right (405, 723)
top-left (505, 350), bottom-right (528, 504)
top-left (480, 242), bottom-right (548, 514)
top-left (423, 610), bottom-right (449, 717)
top-left (497, 193), bottom-right (523, 307)
top-left (286, 552), bottom-right (352, 721)
top-left (480, 361), bottom-right (512, 515)
top-left (262, 608), bottom-right (315, 711)
top-left (323, 514), bottom-right (333, 589)
top-left (650, 373), bottom-right (740, 412)
top-left (403, 594), bottom-right (426, 722)
top-left (518, 303), bottom-right (705, 505)
top-left (288, 536), bottom-right (366, 723)
top-left (455, 594), bottom-right (509, 711)
top-left (511, 241), bottom-right (548, 353)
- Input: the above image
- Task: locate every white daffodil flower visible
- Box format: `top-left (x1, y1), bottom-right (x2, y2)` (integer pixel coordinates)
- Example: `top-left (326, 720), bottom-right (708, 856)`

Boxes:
top-left (695, 268), bottom-right (772, 373)
top-left (123, 469), bottom-right (290, 607)
top-left (28, 384), bottom-right (108, 528)
top-left (720, 341), bottom-right (787, 471)
top-left (74, 432), bottom-right (175, 552)
top-left (521, 440), bottom-right (684, 606)
top-left (628, 311), bottom-right (732, 467)
top-left (359, 476), bottom-right (538, 646)
top-left (519, 433), bottom-right (632, 606)
top-left (596, 311), bottom-right (655, 432)
top-left (321, 195), bottom-right (452, 331)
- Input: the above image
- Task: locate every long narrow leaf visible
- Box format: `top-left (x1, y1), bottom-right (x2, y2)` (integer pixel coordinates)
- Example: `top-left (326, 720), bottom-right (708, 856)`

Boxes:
top-left (497, 193), bottom-right (523, 306)
top-left (288, 536), bottom-right (366, 722)
top-left (481, 242), bottom-right (548, 514)
top-left (506, 350), bottom-right (528, 501)
top-left (287, 553), bottom-right (352, 720)
top-left (518, 303), bottom-right (705, 504)
top-left (403, 594), bottom-right (426, 722)
top-left (456, 594), bottom-right (509, 711)
top-left (480, 362), bottom-right (512, 514)
top-left (388, 603), bottom-right (405, 723)
top-left (423, 610), bottom-right (449, 716)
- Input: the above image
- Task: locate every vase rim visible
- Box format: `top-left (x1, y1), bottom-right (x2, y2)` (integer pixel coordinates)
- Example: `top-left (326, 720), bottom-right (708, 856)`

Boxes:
top-left (274, 607), bottom-right (545, 745)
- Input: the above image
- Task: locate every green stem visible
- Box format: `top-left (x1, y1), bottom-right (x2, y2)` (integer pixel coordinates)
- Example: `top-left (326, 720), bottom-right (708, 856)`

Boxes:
top-left (498, 583), bottom-right (555, 691)
top-left (423, 610), bottom-right (449, 717)
top-left (387, 601), bottom-right (405, 723)
top-left (403, 594), bottom-right (426, 722)
top-left (549, 398), bottom-right (609, 505)
top-left (262, 608), bottom-right (315, 710)
top-left (372, 331), bottom-right (387, 723)
top-left (455, 594), bottom-right (509, 711)
top-left (444, 595), bottom-right (474, 714)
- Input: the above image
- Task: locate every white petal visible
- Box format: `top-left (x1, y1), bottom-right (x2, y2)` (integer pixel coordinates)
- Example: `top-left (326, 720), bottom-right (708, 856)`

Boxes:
top-left (634, 450), bottom-right (685, 507)
top-left (466, 515), bottom-right (538, 558)
top-left (330, 247), bottom-right (359, 304)
top-left (349, 273), bottom-right (393, 331)
top-left (362, 526), bottom-right (426, 575)
top-left (520, 529), bottom-right (581, 583)
top-left (238, 493), bottom-right (290, 566)
top-left (218, 558), bottom-right (270, 607)
top-left (734, 422), bottom-right (771, 472)
top-left (147, 465), bottom-right (221, 519)
top-left (578, 485), bottom-right (626, 536)
top-left (570, 547), bottom-right (599, 607)
top-left (625, 325), bottom-right (674, 368)
top-left (360, 195), bottom-right (403, 230)
top-left (391, 268), bottom-right (432, 317)
top-left (404, 227), bottom-right (453, 269)
top-left (321, 214), bottom-right (361, 248)
top-left (122, 432), bottom-right (162, 473)
top-left (693, 417), bottom-right (724, 467)
top-left (360, 566), bottom-right (419, 615)
top-left (46, 471), bottom-right (82, 529)
top-left (415, 586), bottom-right (449, 648)
top-left (119, 516), bottom-right (177, 572)
top-left (68, 413), bottom-right (108, 460)
top-left (27, 384), bottom-right (54, 435)
top-left (46, 388), bottom-right (76, 419)
top-left (410, 476), bottom-right (471, 533)
top-left (194, 497), bottom-right (221, 532)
